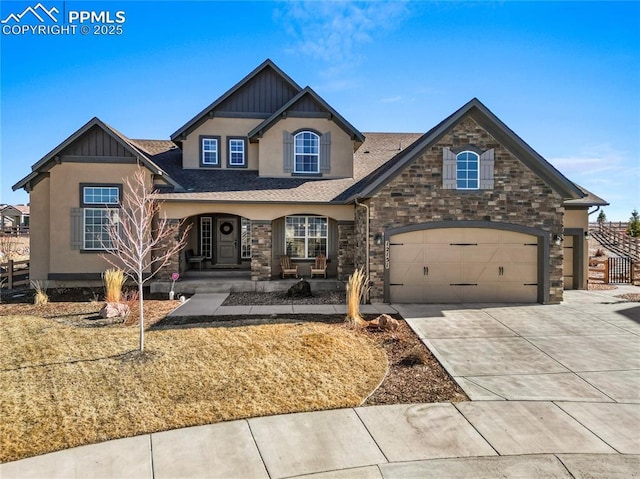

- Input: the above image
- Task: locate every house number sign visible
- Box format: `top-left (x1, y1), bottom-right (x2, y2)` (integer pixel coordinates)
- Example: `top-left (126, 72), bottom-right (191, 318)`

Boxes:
top-left (384, 240), bottom-right (390, 269)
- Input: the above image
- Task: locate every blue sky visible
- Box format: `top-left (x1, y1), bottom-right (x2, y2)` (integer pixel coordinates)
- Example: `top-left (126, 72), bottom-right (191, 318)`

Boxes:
top-left (1, 0), bottom-right (638, 220)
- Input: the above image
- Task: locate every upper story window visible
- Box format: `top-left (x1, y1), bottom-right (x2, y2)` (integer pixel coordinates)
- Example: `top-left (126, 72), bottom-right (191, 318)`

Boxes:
top-left (228, 137), bottom-right (247, 167)
top-left (200, 136), bottom-right (220, 166)
top-left (294, 131), bottom-right (320, 174)
top-left (456, 151), bottom-right (479, 190)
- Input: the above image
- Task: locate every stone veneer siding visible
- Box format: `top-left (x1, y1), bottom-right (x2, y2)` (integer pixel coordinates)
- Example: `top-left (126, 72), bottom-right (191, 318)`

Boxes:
top-left (364, 116), bottom-right (565, 303)
top-left (251, 221), bottom-right (272, 281)
top-left (154, 218), bottom-right (182, 280)
top-left (337, 221), bottom-right (355, 280)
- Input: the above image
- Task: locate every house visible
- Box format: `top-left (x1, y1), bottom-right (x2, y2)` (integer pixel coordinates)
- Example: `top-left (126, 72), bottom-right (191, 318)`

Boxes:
top-left (13, 59), bottom-right (607, 303)
top-left (0, 204), bottom-right (29, 234)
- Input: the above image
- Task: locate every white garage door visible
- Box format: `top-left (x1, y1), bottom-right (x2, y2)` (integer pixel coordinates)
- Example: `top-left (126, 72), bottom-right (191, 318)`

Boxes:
top-left (389, 228), bottom-right (538, 303)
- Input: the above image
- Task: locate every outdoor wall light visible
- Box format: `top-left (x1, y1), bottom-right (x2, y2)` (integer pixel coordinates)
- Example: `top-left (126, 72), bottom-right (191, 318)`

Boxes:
top-left (553, 234), bottom-right (564, 246)
top-left (374, 233), bottom-right (383, 245)
top-left (584, 231), bottom-right (590, 239)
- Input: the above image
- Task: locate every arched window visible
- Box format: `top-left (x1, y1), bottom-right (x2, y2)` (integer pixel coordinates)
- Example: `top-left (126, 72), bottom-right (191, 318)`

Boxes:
top-left (294, 131), bottom-right (320, 173)
top-left (456, 151), bottom-right (479, 190)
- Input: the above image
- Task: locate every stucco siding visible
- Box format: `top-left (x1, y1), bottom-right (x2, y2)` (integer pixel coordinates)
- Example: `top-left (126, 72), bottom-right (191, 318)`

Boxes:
top-left (182, 117), bottom-right (262, 170)
top-left (257, 117), bottom-right (354, 178)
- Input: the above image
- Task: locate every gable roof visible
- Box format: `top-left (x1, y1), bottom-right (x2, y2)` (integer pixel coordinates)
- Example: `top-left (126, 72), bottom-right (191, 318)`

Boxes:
top-left (0, 204), bottom-right (29, 216)
top-left (170, 59), bottom-right (302, 142)
top-left (247, 87), bottom-right (365, 144)
top-left (347, 98), bottom-right (585, 202)
top-left (12, 117), bottom-right (181, 192)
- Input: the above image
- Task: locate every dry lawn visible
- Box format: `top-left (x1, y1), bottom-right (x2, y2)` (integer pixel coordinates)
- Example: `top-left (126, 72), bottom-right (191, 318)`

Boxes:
top-left (0, 315), bottom-right (387, 463)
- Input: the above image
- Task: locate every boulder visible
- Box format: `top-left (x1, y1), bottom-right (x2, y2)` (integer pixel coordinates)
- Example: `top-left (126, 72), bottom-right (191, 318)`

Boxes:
top-left (367, 314), bottom-right (399, 332)
top-left (99, 302), bottom-right (130, 319)
top-left (287, 279), bottom-right (312, 298)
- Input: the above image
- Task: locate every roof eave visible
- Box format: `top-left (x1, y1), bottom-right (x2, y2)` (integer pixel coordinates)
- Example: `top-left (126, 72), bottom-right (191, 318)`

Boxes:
top-left (248, 86), bottom-right (365, 143)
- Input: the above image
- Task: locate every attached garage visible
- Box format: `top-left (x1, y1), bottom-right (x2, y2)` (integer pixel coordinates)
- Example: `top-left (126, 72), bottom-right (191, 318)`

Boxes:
top-left (387, 224), bottom-right (547, 303)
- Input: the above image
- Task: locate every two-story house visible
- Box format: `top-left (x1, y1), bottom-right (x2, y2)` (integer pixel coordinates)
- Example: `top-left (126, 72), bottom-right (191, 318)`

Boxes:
top-left (13, 59), bottom-right (606, 303)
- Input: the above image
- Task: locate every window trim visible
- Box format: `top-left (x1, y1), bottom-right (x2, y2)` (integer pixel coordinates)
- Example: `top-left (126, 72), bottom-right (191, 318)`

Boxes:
top-left (79, 183), bottom-right (121, 251)
top-left (285, 215), bottom-right (328, 259)
top-left (227, 136), bottom-right (248, 168)
top-left (241, 217), bottom-right (251, 259)
top-left (199, 135), bottom-right (221, 167)
top-left (456, 150), bottom-right (480, 190)
top-left (293, 130), bottom-right (320, 174)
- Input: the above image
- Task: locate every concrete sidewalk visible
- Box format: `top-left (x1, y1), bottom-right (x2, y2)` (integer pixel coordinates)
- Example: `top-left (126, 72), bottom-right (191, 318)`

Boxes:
top-left (3, 401), bottom-right (638, 478)
top-left (166, 292), bottom-right (399, 317)
top-left (3, 287), bottom-right (639, 478)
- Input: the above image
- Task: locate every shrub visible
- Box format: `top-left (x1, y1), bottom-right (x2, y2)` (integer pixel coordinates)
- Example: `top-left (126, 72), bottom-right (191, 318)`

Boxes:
top-left (594, 248), bottom-right (605, 257)
top-left (31, 280), bottom-right (49, 306)
top-left (345, 268), bottom-right (369, 327)
top-left (103, 268), bottom-right (126, 303)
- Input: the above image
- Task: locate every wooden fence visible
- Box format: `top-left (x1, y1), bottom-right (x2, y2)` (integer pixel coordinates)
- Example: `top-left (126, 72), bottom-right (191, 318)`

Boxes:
top-left (590, 222), bottom-right (640, 260)
top-left (0, 259), bottom-right (30, 289)
top-left (0, 226), bottom-right (29, 237)
top-left (589, 257), bottom-right (640, 285)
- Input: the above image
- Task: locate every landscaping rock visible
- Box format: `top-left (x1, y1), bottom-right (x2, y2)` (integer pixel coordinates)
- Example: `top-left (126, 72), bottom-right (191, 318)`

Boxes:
top-left (99, 302), bottom-right (130, 319)
top-left (287, 279), bottom-right (312, 298)
top-left (368, 314), bottom-right (399, 333)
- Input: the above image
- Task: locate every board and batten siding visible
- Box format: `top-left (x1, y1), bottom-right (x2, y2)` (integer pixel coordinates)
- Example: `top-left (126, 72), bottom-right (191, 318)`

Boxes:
top-left (60, 125), bottom-right (136, 159)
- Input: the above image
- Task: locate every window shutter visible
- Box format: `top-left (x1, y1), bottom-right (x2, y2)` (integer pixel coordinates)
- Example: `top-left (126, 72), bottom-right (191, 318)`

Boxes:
top-left (320, 132), bottom-right (331, 173)
top-left (479, 148), bottom-right (495, 189)
top-left (442, 147), bottom-right (456, 189)
top-left (70, 207), bottom-right (83, 250)
top-left (283, 131), bottom-right (294, 173)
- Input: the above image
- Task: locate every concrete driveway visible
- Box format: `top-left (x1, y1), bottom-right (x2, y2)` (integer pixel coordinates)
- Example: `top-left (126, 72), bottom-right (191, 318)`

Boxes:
top-left (395, 287), bottom-right (640, 403)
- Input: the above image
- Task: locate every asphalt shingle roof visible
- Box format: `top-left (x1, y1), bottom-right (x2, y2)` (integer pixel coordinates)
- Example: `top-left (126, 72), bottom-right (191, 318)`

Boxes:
top-left (130, 133), bottom-right (423, 203)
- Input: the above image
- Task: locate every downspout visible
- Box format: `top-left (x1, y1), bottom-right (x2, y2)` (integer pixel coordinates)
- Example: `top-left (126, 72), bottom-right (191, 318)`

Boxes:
top-left (588, 206), bottom-right (601, 216)
top-left (354, 198), bottom-right (370, 296)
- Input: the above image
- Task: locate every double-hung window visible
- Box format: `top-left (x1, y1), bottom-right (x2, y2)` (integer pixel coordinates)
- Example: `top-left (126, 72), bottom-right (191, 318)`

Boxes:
top-left (81, 185), bottom-right (120, 250)
top-left (456, 151), bottom-right (479, 190)
top-left (201, 136), bottom-right (220, 166)
top-left (294, 131), bottom-right (319, 173)
top-left (228, 137), bottom-right (246, 167)
top-left (285, 216), bottom-right (327, 259)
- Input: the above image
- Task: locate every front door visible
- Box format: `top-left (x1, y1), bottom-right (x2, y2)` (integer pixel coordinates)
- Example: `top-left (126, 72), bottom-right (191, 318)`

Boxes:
top-left (216, 217), bottom-right (238, 265)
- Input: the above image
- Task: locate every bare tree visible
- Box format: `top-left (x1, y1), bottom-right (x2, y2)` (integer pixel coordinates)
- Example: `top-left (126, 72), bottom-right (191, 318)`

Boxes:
top-left (101, 168), bottom-right (190, 351)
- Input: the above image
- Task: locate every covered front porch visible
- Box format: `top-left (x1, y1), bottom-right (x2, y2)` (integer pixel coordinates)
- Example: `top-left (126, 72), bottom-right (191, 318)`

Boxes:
top-left (156, 205), bottom-right (357, 284)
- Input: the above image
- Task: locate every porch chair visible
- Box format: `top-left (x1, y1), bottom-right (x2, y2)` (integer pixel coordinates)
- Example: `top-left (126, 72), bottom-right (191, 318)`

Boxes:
top-left (280, 255), bottom-right (299, 279)
top-left (310, 254), bottom-right (327, 278)
top-left (185, 249), bottom-right (206, 270)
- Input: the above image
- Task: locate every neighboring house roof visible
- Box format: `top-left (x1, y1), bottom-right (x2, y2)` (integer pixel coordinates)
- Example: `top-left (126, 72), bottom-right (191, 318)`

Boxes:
top-left (346, 98), bottom-right (585, 202)
top-left (0, 204), bottom-right (29, 216)
top-left (564, 184), bottom-right (609, 207)
top-left (247, 87), bottom-right (365, 144)
top-left (12, 118), bottom-right (182, 192)
top-left (171, 59), bottom-right (302, 142)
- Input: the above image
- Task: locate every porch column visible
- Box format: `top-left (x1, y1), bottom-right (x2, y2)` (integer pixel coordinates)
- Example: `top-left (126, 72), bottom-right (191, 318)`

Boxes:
top-left (154, 218), bottom-right (181, 280)
top-left (251, 220), bottom-right (272, 281)
top-left (337, 221), bottom-right (355, 281)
